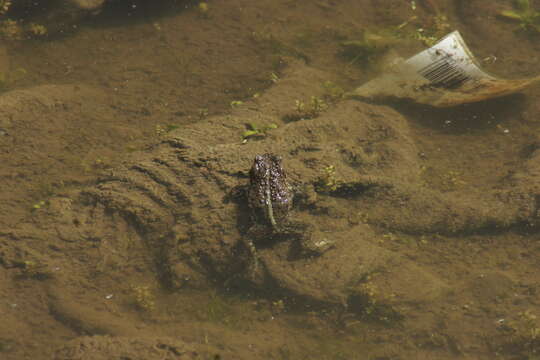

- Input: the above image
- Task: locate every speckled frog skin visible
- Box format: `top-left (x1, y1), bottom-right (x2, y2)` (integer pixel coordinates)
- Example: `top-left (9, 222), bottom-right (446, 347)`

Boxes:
top-left (247, 153), bottom-right (293, 231)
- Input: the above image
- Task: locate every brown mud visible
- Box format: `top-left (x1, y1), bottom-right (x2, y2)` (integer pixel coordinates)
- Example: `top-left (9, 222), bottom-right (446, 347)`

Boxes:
top-left (0, 0), bottom-right (539, 359)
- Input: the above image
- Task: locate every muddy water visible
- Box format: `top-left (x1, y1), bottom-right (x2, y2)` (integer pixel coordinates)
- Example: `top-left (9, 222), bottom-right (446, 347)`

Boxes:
top-left (0, 1), bottom-right (539, 359)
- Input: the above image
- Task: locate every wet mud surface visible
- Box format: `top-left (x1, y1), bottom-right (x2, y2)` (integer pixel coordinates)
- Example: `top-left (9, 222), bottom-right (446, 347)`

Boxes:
top-left (0, 0), bottom-right (539, 359)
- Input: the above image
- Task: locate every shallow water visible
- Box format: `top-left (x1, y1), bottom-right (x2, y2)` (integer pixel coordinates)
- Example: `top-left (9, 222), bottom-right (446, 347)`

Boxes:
top-left (0, 1), bottom-right (539, 359)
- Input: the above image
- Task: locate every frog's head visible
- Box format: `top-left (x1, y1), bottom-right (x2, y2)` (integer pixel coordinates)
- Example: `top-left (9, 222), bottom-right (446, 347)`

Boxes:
top-left (250, 153), bottom-right (282, 182)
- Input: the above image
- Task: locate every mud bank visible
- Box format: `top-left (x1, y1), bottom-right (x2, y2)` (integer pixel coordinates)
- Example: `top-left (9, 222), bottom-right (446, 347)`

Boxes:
top-left (1, 58), bottom-right (538, 358)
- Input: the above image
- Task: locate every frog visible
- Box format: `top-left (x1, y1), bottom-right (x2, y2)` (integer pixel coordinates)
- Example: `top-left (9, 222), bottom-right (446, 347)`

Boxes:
top-left (240, 153), bottom-right (296, 280)
top-left (240, 154), bottom-right (329, 282)
top-left (247, 153), bottom-right (293, 232)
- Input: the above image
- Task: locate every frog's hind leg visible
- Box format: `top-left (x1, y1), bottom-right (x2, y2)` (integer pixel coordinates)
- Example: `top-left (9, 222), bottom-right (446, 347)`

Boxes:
top-left (244, 237), bottom-right (259, 271)
top-left (241, 224), bottom-right (276, 284)
top-left (242, 232), bottom-right (274, 286)
top-left (224, 236), bottom-right (262, 288)
top-left (246, 237), bottom-right (270, 284)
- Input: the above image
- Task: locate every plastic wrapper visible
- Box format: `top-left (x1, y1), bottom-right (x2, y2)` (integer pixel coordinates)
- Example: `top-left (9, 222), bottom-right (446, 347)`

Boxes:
top-left (349, 31), bottom-right (540, 107)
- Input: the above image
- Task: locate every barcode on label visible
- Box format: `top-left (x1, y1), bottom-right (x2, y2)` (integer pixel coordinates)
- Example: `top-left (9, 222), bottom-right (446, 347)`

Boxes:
top-left (418, 56), bottom-right (475, 89)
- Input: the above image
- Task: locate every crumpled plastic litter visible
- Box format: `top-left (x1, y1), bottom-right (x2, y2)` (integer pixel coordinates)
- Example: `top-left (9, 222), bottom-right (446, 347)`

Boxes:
top-left (349, 31), bottom-right (540, 107)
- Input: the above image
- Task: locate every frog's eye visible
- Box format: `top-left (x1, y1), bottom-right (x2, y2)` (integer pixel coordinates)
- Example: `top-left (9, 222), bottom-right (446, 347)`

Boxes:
top-left (271, 155), bottom-right (282, 163)
top-left (253, 156), bottom-right (264, 168)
